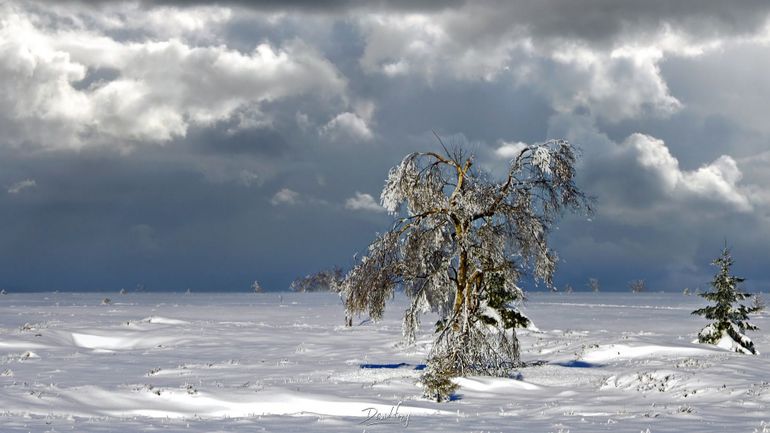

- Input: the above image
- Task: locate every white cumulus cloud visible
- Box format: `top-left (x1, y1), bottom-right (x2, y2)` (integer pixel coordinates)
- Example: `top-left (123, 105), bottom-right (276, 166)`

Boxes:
top-left (270, 188), bottom-right (300, 206)
top-left (321, 112), bottom-right (374, 142)
top-left (355, 10), bottom-right (708, 122)
top-left (623, 133), bottom-right (752, 211)
top-left (495, 141), bottom-right (528, 159)
top-left (344, 192), bottom-right (385, 213)
top-left (0, 4), bottom-right (347, 151)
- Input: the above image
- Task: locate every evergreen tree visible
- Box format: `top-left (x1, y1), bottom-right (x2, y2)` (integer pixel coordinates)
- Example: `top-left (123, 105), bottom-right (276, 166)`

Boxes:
top-left (692, 247), bottom-right (763, 355)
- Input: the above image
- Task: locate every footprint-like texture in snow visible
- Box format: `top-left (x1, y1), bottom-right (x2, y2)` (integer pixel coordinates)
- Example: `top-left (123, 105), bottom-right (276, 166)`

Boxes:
top-left (141, 316), bottom-right (190, 325)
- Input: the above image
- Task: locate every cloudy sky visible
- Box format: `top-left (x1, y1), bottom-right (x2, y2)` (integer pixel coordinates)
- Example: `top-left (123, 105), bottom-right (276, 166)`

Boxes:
top-left (2, 0), bottom-right (770, 292)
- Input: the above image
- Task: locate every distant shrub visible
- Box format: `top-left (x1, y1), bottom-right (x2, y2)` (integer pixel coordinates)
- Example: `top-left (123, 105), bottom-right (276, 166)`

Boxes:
top-left (629, 280), bottom-right (646, 293)
top-left (290, 267), bottom-right (343, 293)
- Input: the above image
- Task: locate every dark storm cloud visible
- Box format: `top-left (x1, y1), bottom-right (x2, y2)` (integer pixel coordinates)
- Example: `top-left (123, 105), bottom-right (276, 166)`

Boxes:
top-left (542, 112), bottom-right (770, 291)
top-left (375, 76), bottom-right (555, 145)
top-left (36, 0), bottom-right (770, 43)
top-left (71, 67), bottom-right (121, 91)
top-left (660, 43), bottom-right (770, 142)
top-left (4, 0), bottom-right (770, 295)
top-left (36, 0), bottom-right (465, 12)
top-left (0, 142), bottom-right (390, 292)
top-left (486, 0), bottom-right (770, 43)
top-left (164, 0), bottom-right (464, 11)
top-left (187, 125), bottom-right (290, 157)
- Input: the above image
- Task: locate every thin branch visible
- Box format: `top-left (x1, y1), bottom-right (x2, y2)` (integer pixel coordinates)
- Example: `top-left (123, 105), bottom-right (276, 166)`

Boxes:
top-left (432, 130), bottom-right (453, 161)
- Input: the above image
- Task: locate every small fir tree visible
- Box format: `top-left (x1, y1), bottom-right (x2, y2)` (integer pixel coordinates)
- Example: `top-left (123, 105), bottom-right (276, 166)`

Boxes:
top-left (692, 247), bottom-right (763, 355)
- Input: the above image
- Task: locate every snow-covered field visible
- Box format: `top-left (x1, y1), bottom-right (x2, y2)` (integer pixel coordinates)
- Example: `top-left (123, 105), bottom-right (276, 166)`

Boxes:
top-left (1, 292), bottom-right (768, 432)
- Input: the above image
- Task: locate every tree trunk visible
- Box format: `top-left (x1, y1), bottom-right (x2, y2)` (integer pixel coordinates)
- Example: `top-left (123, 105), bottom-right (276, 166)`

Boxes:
top-left (452, 248), bottom-right (468, 330)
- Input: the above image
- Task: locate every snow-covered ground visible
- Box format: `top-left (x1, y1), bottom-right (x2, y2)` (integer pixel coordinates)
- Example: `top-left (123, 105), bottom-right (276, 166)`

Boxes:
top-left (1, 292), bottom-right (768, 432)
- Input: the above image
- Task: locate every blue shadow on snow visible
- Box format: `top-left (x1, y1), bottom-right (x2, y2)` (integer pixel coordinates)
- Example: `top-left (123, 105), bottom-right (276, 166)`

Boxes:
top-left (551, 360), bottom-right (602, 368)
top-left (359, 363), bottom-right (427, 370)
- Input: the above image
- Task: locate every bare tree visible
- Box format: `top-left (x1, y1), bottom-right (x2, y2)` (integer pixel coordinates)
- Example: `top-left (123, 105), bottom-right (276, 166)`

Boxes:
top-left (588, 277), bottom-right (600, 293)
top-left (251, 280), bottom-right (263, 293)
top-left (629, 279), bottom-right (646, 293)
top-left (340, 138), bottom-right (590, 400)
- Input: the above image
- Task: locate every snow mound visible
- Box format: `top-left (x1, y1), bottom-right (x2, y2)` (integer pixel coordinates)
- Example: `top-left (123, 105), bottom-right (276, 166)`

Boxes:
top-left (49, 330), bottom-right (187, 351)
top-left (695, 324), bottom-right (758, 355)
top-left (582, 344), bottom-right (713, 362)
top-left (693, 333), bottom-right (757, 355)
top-left (71, 332), bottom-right (181, 350)
top-left (453, 376), bottom-right (541, 392)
